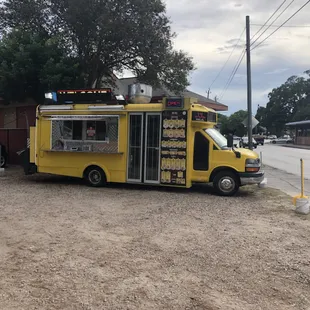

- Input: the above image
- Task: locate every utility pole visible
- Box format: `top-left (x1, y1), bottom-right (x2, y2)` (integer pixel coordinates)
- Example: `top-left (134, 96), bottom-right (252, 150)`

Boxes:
top-left (246, 15), bottom-right (253, 150)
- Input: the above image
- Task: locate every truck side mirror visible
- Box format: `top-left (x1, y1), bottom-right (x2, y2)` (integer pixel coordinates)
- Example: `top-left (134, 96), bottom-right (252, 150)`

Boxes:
top-left (227, 134), bottom-right (233, 148)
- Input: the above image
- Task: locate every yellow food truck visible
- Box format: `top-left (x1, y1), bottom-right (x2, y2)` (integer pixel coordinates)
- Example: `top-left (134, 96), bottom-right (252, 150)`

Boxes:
top-left (21, 85), bottom-right (264, 196)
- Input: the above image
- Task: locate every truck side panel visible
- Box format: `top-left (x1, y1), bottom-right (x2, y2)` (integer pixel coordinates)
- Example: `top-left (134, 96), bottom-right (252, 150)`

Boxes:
top-left (35, 115), bottom-right (128, 183)
top-left (30, 126), bottom-right (35, 163)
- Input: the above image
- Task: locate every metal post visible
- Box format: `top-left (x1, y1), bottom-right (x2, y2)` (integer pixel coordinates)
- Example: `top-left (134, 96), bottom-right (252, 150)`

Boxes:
top-left (301, 158), bottom-right (304, 197)
top-left (24, 112), bottom-right (29, 138)
top-left (246, 15), bottom-right (253, 150)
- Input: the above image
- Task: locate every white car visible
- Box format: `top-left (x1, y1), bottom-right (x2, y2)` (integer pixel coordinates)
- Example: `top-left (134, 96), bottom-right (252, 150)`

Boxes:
top-left (239, 137), bottom-right (258, 149)
top-left (271, 136), bottom-right (293, 144)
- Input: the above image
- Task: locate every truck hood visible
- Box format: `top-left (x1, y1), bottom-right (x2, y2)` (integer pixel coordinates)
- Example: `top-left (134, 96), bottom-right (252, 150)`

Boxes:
top-left (237, 147), bottom-right (258, 159)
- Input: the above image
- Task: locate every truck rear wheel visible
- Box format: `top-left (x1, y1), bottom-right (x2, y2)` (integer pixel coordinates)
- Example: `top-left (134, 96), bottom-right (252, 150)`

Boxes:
top-left (0, 155), bottom-right (6, 168)
top-left (84, 166), bottom-right (107, 187)
top-left (213, 171), bottom-right (239, 196)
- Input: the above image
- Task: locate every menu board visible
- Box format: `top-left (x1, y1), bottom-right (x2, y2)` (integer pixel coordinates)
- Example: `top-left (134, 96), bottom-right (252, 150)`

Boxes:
top-left (160, 110), bottom-right (187, 186)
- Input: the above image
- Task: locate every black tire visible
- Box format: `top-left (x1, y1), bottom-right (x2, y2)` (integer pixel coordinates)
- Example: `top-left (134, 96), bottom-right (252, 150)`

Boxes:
top-left (84, 166), bottom-right (107, 187)
top-left (0, 154), bottom-right (6, 168)
top-left (213, 171), bottom-right (239, 197)
top-left (272, 140), bottom-right (276, 144)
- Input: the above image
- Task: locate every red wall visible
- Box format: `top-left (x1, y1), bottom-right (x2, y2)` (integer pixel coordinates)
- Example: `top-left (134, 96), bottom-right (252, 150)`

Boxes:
top-left (16, 106), bottom-right (37, 128)
top-left (0, 129), bottom-right (28, 164)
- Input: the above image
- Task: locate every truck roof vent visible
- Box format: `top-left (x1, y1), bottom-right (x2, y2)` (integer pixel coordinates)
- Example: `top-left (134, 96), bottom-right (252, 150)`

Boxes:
top-left (128, 83), bottom-right (152, 104)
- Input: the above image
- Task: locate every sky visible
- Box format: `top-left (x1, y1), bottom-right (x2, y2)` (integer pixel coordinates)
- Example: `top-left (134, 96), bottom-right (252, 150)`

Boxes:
top-left (162, 0), bottom-right (310, 115)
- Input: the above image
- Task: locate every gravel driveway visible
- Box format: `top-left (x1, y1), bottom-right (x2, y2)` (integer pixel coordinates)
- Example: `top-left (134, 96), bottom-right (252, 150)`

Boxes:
top-left (0, 168), bottom-right (309, 310)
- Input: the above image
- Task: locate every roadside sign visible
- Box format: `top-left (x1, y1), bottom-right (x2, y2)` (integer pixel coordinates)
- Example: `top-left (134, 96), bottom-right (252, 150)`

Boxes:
top-left (242, 116), bottom-right (259, 128)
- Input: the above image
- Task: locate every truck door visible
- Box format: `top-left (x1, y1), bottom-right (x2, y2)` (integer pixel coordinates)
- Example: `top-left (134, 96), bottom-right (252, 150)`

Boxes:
top-left (127, 113), bottom-right (161, 184)
top-left (144, 113), bottom-right (161, 184)
top-left (192, 131), bottom-right (210, 181)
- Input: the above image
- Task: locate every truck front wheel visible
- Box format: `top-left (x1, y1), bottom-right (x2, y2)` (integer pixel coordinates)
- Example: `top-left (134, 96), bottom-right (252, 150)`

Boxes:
top-left (84, 166), bottom-right (107, 187)
top-left (213, 171), bottom-right (239, 196)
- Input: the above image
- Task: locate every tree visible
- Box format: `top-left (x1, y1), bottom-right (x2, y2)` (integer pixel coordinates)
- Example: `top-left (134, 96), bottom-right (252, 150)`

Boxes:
top-left (226, 110), bottom-right (247, 137)
top-left (0, 0), bottom-right (195, 93)
top-left (217, 113), bottom-right (229, 135)
top-left (255, 71), bottom-right (310, 136)
top-left (0, 30), bottom-right (83, 103)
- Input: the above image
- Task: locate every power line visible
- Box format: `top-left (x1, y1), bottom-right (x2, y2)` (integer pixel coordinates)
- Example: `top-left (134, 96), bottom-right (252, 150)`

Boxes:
top-left (251, 23), bottom-right (310, 28)
top-left (209, 27), bottom-right (245, 90)
top-left (252, 0), bottom-right (310, 50)
top-left (251, 0), bottom-right (288, 41)
top-left (251, 0), bottom-right (296, 47)
top-left (220, 49), bottom-right (246, 100)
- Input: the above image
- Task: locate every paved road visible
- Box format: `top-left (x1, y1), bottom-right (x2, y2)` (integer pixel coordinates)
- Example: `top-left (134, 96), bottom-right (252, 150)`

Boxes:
top-left (255, 144), bottom-right (310, 180)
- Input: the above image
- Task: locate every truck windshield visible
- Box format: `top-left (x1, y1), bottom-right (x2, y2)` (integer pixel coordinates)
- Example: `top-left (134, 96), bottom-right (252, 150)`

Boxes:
top-left (204, 128), bottom-right (227, 149)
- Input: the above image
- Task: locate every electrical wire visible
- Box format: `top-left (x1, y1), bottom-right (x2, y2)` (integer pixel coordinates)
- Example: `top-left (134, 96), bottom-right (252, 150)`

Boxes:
top-left (250, 0), bottom-right (288, 41)
top-left (251, 0), bottom-right (296, 47)
top-left (251, 0), bottom-right (310, 50)
top-left (209, 27), bottom-right (245, 90)
top-left (219, 49), bottom-right (246, 100)
top-left (251, 23), bottom-right (310, 28)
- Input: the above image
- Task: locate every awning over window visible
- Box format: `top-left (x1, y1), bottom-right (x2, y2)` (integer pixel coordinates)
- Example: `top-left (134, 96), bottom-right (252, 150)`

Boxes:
top-left (45, 115), bottom-right (119, 121)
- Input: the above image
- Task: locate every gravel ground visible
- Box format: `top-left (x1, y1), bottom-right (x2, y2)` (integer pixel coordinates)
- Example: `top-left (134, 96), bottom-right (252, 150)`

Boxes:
top-left (0, 168), bottom-right (310, 310)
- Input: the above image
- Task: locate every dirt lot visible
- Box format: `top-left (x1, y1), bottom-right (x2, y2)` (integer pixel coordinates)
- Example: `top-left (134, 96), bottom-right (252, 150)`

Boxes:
top-left (0, 168), bottom-right (310, 310)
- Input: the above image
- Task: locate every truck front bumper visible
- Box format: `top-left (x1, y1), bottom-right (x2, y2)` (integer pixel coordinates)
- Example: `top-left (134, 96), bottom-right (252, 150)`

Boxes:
top-left (239, 171), bottom-right (265, 186)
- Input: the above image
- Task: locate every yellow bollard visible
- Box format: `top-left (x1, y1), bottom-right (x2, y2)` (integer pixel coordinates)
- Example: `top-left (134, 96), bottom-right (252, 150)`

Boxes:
top-left (293, 158), bottom-right (308, 206)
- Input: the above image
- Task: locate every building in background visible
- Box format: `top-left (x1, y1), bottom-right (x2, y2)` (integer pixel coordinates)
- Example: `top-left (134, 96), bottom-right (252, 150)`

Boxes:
top-left (0, 98), bottom-right (36, 164)
top-left (286, 120), bottom-right (310, 146)
top-left (111, 77), bottom-right (228, 112)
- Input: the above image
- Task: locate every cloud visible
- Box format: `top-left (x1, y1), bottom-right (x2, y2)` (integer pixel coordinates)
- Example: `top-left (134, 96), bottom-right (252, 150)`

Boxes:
top-left (121, 0), bottom-right (309, 115)
top-left (163, 0), bottom-right (310, 114)
top-left (265, 68), bottom-right (289, 75)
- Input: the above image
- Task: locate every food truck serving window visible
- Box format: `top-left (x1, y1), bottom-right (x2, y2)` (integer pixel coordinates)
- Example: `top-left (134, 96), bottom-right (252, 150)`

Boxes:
top-left (51, 116), bottom-right (119, 153)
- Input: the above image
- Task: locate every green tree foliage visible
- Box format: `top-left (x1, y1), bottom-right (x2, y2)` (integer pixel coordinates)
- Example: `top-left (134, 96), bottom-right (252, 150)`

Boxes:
top-left (255, 71), bottom-right (310, 136)
top-left (0, 0), bottom-right (195, 98)
top-left (218, 110), bottom-right (247, 137)
top-left (0, 30), bottom-right (83, 102)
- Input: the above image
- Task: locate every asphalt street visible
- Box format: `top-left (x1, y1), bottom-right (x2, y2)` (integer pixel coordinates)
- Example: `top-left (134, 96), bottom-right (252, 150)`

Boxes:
top-left (256, 144), bottom-right (310, 180)
top-left (254, 144), bottom-right (310, 197)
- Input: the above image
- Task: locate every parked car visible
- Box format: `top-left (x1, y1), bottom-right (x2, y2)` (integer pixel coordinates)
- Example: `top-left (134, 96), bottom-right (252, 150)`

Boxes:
top-left (271, 136), bottom-right (293, 144)
top-left (0, 144), bottom-right (8, 168)
top-left (267, 135), bottom-right (277, 140)
top-left (239, 137), bottom-right (258, 149)
top-left (252, 135), bottom-right (265, 145)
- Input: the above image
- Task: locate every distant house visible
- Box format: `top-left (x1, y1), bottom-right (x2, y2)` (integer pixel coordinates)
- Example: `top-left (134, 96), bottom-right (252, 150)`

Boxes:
top-left (286, 120), bottom-right (310, 146)
top-left (106, 76), bottom-right (228, 112)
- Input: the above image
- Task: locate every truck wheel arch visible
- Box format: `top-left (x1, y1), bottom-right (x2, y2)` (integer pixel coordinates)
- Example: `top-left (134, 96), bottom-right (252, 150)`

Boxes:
top-left (209, 167), bottom-right (240, 185)
top-left (82, 164), bottom-right (110, 182)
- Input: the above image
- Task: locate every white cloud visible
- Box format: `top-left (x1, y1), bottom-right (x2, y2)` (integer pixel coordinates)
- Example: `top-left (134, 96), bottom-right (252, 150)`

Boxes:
top-left (120, 0), bottom-right (309, 115)
top-left (164, 0), bottom-right (310, 114)
top-left (265, 68), bottom-right (289, 75)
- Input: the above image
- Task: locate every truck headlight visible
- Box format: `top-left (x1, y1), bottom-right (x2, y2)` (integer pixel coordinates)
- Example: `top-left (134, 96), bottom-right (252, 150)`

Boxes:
top-left (245, 158), bottom-right (261, 172)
